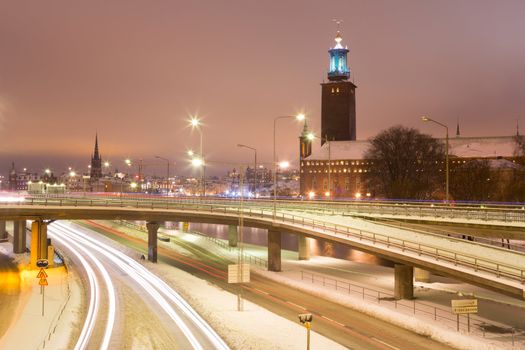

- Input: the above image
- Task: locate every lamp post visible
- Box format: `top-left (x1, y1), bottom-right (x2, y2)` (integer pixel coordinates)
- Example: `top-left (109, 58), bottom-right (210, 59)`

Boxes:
top-left (155, 156), bottom-right (170, 193)
top-left (189, 116), bottom-right (205, 197)
top-left (421, 116), bottom-right (449, 203)
top-left (237, 144), bottom-right (257, 196)
top-left (273, 113), bottom-right (305, 219)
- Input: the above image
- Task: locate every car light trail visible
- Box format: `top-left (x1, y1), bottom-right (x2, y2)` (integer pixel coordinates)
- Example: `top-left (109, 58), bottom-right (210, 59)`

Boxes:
top-left (54, 221), bottom-right (229, 350)
top-left (50, 226), bottom-right (116, 350)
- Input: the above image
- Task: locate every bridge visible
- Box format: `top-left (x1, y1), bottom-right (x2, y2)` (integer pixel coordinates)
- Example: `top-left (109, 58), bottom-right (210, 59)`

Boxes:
top-left (1, 195), bottom-right (524, 300)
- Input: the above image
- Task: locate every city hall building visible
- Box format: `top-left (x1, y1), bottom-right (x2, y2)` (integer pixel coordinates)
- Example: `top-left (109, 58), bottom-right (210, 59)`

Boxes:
top-left (299, 31), bottom-right (521, 199)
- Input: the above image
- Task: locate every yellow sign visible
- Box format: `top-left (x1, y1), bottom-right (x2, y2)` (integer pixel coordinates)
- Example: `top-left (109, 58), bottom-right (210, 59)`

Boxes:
top-left (39, 278), bottom-right (48, 286)
top-left (451, 299), bottom-right (478, 314)
top-left (36, 268), bottom-right (48, 279)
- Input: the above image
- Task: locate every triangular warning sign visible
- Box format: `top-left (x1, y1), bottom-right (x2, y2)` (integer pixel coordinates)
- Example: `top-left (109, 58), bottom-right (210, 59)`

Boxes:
top-left (39, 278), bottom-right (48, 286)
top-left (36, 268), bottom-right (48, 279)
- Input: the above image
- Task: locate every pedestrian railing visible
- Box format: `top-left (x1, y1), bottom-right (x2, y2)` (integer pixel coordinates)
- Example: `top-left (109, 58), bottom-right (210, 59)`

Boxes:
top-left (299, 270), bottom-right (524, 345)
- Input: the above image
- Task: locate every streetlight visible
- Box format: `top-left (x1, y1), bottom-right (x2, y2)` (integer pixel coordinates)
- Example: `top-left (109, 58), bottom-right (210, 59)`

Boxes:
top-left (421, 115), bottom-right (449, 202)
top-left (273, 113), bottom-right (305, 219)
top-left (155, 156), bottom-right (171, 193)
top-left (189, 116), bottom-right (205, 196)
top-left (298, 313), bottom-right (313, 350)
top-left (237, 144), bottom-right (257, 196)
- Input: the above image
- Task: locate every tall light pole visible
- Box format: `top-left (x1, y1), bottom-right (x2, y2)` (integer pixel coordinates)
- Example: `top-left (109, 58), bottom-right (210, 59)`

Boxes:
top-left (421, 116), bottom-right (449, 203)
top-left (237, 144), bottom-right (257, 196)
top-left (273, 113), bottom-right (305, 219)
top-left (155, 156), bottom-right (170, 193)
top-left (189, 116), bottom-right (205, 196)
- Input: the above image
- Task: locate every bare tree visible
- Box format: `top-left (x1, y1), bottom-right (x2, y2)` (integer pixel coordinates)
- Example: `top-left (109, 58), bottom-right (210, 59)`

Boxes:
top-left (450, 159), bottom-right (497, 201)
top-left (364, 126), bottom-right (445, 199)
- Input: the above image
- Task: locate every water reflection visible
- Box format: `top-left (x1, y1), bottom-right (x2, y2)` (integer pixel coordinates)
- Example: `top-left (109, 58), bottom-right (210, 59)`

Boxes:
top-left (165, 222), bottom-right (393, 267)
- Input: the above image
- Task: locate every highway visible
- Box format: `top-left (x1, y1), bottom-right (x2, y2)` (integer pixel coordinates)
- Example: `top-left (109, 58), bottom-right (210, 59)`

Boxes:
top-left (80, 219), bottom-right (454, 350)
top-left (49, 221), bottom-right (229, 350)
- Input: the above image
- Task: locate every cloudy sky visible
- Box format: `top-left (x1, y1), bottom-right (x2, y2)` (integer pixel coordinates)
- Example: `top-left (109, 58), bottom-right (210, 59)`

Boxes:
top-left (1, 0), bottom-right (524, 176)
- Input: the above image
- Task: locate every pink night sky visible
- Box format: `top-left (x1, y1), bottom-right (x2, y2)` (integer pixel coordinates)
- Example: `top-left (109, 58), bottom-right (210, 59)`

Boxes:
top-left (1, 0), bottom-right (524, 175)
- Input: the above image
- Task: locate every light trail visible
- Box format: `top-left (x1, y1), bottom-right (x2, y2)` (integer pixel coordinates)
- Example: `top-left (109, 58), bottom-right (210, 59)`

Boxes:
top-left (49, 226), bottom-right (116, 350)
top-left (54, 221), bottom-right (229, 350)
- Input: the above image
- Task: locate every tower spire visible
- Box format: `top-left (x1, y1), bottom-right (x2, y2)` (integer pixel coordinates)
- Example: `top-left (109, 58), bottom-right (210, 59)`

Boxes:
top-left (94, 133), bottom-right (100, 160)
top-left (327, 20), bottom-right (350, 81)
top-left (456, 117), bottom-right (460, 137)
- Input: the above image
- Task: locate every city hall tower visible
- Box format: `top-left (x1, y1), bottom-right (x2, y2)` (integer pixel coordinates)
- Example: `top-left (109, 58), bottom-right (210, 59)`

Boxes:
top-left (321, 31), bottom-right (357, 144)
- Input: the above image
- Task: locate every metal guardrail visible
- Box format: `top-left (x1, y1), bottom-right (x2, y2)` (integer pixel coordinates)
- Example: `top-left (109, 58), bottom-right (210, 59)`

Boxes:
top-left (2, 197), bottom-right (525, 285)
top-left (299, 270), bottom-right (524, 345)
top-left (28, 193), bottom-right (525, 224)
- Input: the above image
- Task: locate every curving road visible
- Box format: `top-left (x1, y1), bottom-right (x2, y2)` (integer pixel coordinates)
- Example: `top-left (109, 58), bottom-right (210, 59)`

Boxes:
top-left (49, 221), bottom-right (229, 350)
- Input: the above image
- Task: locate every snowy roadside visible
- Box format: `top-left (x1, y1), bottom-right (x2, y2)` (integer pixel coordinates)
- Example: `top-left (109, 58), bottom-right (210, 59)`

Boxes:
top-left (0, 243), bottom-right (83, 350)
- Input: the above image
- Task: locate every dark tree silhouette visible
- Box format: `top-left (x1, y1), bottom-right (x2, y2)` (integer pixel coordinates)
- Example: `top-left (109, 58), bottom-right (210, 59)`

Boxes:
top-left (364, 126), bottom-right (445, 199)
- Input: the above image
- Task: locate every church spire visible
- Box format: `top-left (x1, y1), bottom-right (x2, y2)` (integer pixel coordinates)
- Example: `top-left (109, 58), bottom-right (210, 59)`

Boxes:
top-left (93, 133), bottom-right (100, 160)
top-left (456, 117), bottom-right (460, 137)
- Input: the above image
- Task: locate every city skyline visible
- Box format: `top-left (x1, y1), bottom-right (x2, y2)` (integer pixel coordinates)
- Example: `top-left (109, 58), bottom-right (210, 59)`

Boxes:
top-left (1, 0), bottom-right (524, 175)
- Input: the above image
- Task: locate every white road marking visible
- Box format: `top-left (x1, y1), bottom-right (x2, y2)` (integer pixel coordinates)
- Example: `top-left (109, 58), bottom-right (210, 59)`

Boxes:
top-left (371, 337), bottom-right (401, 350)
top-left (320, 315), bottom-right (345, 327)
top-left (286, 301), bottom-right (307, 310)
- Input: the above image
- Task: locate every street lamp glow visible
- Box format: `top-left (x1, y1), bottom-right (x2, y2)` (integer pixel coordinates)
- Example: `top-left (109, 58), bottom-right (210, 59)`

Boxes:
top-left (125, 159), bottom-right (131, 166)
top-left (278, 161), bottom-right (290, 169)
top-left (308, 191), bottom-right (316, 199)
top-left (187, 150), bottom-right (194, 157)
top-left (324, 191), bottom-right (330, 197)
top-left (355, 192), bottom-right (362, 199)
top-left (306, 132), bottom-right (315, 141)
top-left (421, 115), bottom-right (430, 122)
top-left (191, 157), bottom-right (204, 167)
top-left (130, 182), bottom-right (137, 189)
top-left (296, 113), bottom-right (306, 121)
top-left (189, 116), bottom-right (201, 128)
top-left (69, 171), bottom-right (76, 177)
top-left (104, 161), bottom-right (110, 167)
top-left (44, 169), bottom-right (51, 175)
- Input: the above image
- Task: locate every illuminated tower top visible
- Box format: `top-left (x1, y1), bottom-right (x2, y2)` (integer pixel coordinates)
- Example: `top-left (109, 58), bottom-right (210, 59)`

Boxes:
top-left (327, 31), bottom-right (350, 81)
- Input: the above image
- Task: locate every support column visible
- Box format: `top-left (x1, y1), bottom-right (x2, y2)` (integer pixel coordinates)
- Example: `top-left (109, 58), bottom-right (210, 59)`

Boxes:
top-left (146, 221), bottom-right (160, 263)
top-left (394, 264), bottom-right (414, 299)
top-left (267, 229), bottom-right (282, 272)
top-left (13, 221), bottom-right (27, 254)
top-left (414, 267), bottom-right (431, 283)
top-left (228, 225), bottom-right (238, 247)
top-left (298, 235), bottom-right (310, 260)
top-left (0, 220), bottom-right (7, 240)
top-left (30, 220), bottom-right (48, 268)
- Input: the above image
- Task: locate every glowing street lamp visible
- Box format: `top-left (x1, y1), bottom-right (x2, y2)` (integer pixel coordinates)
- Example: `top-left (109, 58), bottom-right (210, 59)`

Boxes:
top-left (188, 116), bottom-right (205, 196)
top-left (69, 171), bottom-right (76, 177)
top-left (273, 113), bottom-right (306, 219)
top-left (306, 132), bottom-right (316, 141)
top-left (44, 169), bottom-right (51, 175)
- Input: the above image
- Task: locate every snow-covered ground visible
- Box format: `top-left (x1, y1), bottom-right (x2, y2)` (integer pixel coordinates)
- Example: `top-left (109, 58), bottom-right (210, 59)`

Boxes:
top-left (0, 242), bottom-right (83, 350)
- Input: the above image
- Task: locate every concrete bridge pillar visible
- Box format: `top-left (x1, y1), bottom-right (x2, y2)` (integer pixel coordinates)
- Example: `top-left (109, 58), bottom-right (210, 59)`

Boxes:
top-left (146, 221), bottom-right (160, 263)
top-left (268, 229), bottom-right (282, 272)
top-left (414, 267), bottom-right (431, 283)
top-left (30, 220), bottom-right (48, 268)
top-left (298, 235), bottom-right (310, 260)
top-left (394, 264), bottom-right (414, 299)
top-left (228, 225), bottom-right (238, 247)
top-left (13, 221), bottom-right (27, 254)
top-left (0, 220), bottom-right (7, 240)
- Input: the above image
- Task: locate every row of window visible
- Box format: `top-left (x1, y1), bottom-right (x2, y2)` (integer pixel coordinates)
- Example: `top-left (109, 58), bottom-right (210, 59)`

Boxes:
top-left (303, 161), bottom-right (373, 166)
top-left (308, 168), bottom-right (369, 174)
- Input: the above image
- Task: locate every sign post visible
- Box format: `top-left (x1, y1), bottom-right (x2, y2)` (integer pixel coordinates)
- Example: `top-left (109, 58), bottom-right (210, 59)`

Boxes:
top-left (451, 299), bottom-right (478, 332)
top-left (36, 263), bottom-right (49, 317)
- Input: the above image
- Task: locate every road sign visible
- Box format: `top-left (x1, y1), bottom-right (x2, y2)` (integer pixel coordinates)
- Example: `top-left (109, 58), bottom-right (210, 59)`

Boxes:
top-left (451, 299), bottom-right (478, 314)
top-left (36, 259), bottom-right (49, 268)
top-left (228, 264), bottom-right (250, 283)
top-left (36, 268), bottom-right (48, 279)
top-left (39, 278), bottom-right (48, 286)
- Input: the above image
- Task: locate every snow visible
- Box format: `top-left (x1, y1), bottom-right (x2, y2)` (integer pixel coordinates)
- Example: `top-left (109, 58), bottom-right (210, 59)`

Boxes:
top-left (305, 135), bottom-right (517, 161)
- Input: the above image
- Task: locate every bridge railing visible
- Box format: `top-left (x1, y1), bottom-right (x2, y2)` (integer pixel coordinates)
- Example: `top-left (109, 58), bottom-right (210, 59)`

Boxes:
top-left (4, 197), bottom-right (525, 285)
top-left (26, 193), bottom-right (525, 224)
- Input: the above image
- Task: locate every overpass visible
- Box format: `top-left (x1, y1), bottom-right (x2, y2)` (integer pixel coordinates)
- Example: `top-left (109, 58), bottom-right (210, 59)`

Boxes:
top-left (0, 196), bottom-right (524, 301)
